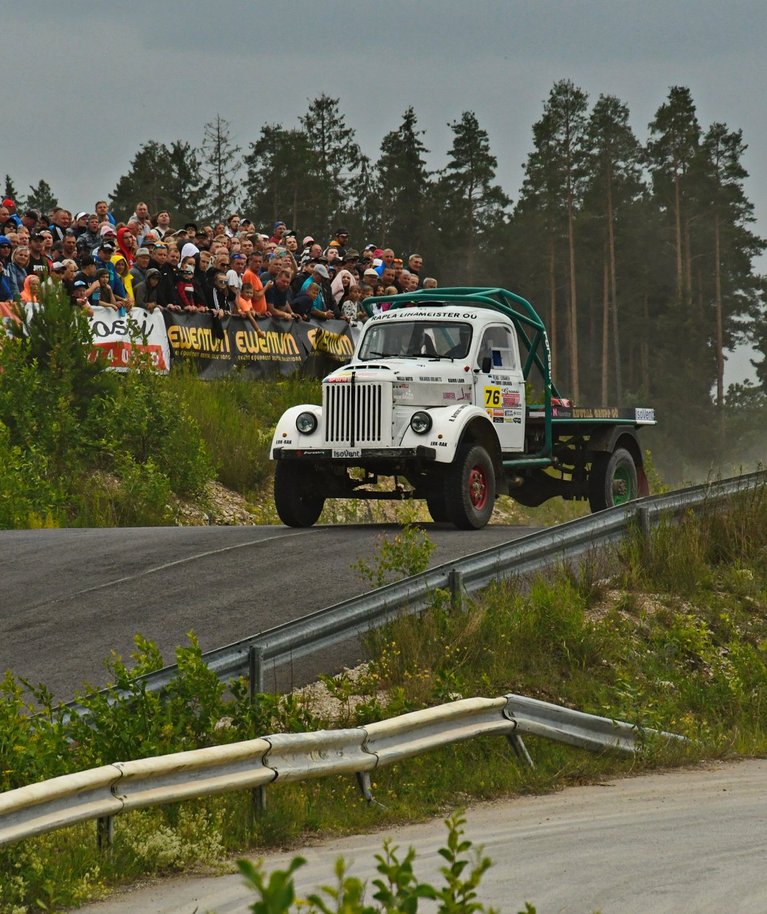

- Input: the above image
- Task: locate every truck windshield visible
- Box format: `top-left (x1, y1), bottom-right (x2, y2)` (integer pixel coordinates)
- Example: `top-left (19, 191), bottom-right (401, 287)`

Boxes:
top-left (358, 321), bottom-right (473, 361)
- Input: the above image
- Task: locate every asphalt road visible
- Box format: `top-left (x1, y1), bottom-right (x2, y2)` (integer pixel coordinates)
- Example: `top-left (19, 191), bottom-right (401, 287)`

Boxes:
top-left (71, 759), bottom-right (767, 914)
top-left (0, 523), bottom-right (536, 700)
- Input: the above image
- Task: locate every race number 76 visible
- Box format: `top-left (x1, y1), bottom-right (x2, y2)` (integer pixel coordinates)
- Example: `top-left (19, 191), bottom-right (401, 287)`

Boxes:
top-left (484, 386), bottom-right (501, 407)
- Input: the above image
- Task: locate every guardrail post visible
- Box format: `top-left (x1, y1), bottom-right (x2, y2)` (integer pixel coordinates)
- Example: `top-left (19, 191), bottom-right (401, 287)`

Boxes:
top-left (448, 569), bottom-right (464, 611)
top-left (249, 645), bottom-right (265, 704)
top-left (253, 785), bottom-right (267, 814)
top-left (506, 733), bottom-right (535, 768)
top-left (96, 815), bottom-right (114, 854)
top-left (636, 506), bottom-right (651, 541)
top-left (356, 771), bottom-right (373, 803)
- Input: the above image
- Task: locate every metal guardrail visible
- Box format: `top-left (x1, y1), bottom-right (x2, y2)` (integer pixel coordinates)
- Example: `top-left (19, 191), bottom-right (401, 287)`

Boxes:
top-left (65, 470), bottom-right (764, 715)
top-left (0, 693), bottom-right (685, 848)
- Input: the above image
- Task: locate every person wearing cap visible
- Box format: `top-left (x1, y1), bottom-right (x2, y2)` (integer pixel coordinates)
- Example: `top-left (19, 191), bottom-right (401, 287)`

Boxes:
top-left (129, 248), bottom-right (152, 286)
top-left (225, 252), bottom-right (247, 302)
top-left (20, 210), bottom-right (41, 232)
top-left (72, 212), bottom-right (90, 237)
top-left (289, 253), bottom-right (316, 299)
top-left (27, 233), bottom-right (52, 277)
top-left (342, 248), bottom-right (360, 271)
top-left (269, 221), bottom-right (287, 245)
top-left (328, 227), bottom-right (350, 259)
top-left (300, 263), bottom-right (337, 318)
top-left (175, 258), bottom-right (206, 312)
top-left (300, 235), bottom-right (315, 256)
top-left (0, 235), bottom-right (12, 272)
top-left (0, 202), bottom-right (19, 234)
top-left (59, 232), bottom-right (79, 263)
top-left (70, 279), bottom-right (93, 313)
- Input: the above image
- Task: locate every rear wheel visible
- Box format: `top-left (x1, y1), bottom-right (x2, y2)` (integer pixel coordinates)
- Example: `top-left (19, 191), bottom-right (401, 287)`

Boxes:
top-left (588, 448), bottom-right (638, 512)
top-left (274, 462), bottom-right (325, 527)
top-left (446, 444), bottom-right (496, 529)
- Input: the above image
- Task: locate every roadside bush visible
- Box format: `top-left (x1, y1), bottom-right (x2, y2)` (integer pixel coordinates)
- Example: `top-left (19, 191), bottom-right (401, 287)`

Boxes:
top-left (0, 288), bottom-right (214, 528)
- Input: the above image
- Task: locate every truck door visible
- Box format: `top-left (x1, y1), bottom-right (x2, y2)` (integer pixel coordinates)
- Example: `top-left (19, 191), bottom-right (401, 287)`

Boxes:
top-left (474, 324), bottom-right (525, 452)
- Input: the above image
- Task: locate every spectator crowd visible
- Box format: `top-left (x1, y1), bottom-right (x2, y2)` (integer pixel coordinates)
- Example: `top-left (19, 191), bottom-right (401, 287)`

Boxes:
top-left (0, 197), bottom-right (438, 329)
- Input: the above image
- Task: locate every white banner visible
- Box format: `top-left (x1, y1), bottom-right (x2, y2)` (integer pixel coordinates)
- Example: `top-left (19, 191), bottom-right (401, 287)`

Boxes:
top-left (88, 306), bottom-right (171, 373)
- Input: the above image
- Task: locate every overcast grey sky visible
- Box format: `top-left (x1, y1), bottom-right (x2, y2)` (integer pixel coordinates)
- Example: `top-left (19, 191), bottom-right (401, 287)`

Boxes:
top-left (5, 1), bottom-right (765, 378)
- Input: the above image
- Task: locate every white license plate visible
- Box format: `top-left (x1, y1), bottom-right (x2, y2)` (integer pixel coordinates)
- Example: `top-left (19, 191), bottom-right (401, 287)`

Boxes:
top-left (332, 448), bottom-right (362, 459)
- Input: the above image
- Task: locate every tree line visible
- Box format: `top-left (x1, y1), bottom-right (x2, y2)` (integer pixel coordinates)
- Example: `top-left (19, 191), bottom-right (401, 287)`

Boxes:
top-left (5, 81), bottom-right (765, 477)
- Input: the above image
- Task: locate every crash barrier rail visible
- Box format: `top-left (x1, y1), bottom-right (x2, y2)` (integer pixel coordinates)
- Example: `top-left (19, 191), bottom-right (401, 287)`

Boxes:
top-left (64, 469), bottom-right (766, 717)
top-left (0, 693), bottom-right (685, 848)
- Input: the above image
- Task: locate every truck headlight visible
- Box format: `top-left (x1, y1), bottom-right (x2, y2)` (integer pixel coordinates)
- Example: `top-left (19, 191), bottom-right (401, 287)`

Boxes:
top-left (296, 412), bottom-right (318, 434)
top-left (409, 411), bottom-right (432, 434)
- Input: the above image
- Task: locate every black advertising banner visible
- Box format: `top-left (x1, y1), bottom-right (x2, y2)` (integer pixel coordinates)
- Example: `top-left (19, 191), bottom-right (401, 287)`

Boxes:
top-left (163, 314), bottom-right (359, 378)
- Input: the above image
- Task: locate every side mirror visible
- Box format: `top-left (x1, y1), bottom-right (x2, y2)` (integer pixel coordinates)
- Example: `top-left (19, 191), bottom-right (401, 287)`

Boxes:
top-left (481, 355), bottom-right (492, 374)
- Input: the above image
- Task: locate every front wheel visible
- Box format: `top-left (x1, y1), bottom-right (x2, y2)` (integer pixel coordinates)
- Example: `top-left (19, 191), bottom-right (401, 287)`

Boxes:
top-left (588, 448), bottom-right (638, 512)
top-left (274, 462), bottom-right (325, 527)
top-left (446, 444), bottom-right (496, 529)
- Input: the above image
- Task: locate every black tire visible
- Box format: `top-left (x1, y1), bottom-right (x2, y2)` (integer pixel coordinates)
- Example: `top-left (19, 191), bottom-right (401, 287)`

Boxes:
top-left (426, 494), bottom-right (450, 523)
top-left (274, 461), bottom-right (325, 527)
top-left (446, 444), bottom-right (496, 530)
top-left (588, 447), bottom-right (638, 512)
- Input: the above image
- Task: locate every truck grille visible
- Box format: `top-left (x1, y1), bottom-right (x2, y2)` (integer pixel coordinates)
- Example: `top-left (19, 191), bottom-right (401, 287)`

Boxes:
top-left (323, 379), bottom-right (390, 446)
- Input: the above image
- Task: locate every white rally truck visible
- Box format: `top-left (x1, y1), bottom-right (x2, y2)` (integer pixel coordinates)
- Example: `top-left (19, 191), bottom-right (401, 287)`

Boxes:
top-left (270, 288), bottom-right (655, 529)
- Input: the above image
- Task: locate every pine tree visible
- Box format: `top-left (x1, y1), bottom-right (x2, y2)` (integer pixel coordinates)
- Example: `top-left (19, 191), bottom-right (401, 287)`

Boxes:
top-left (697, 124), bottom-right (765, 412)
top-left (434, 111), bottom-right (509, 286)
top-left (242, 124), bottom-right (319, 233)
top-left (582, 95), bottom-right (644, 401)
top-left (646, 87), bottom-right (701, 304)
top-left (3, 175), bottom-right (24, 211)
top-left (165, 141), bottom-right (210, 226)
top-left (513, 81), bottom-right (588, 397)
top-left (110, 140), bottom-right (207, 224)
top-left (200, 115), bottom-right (242, 225)
top-left (373, 107), bottom-right (431, 256)
top-left (26, 180), bottom-right (58, 218)
top-left (110, 141), bottom-right (172, 220)
top-left (299, 95), bottom-right (363, 240)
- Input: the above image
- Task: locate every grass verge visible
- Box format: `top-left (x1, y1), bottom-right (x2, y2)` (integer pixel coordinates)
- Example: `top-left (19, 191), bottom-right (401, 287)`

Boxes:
top-left (2, 488), bottom-right (767, 911)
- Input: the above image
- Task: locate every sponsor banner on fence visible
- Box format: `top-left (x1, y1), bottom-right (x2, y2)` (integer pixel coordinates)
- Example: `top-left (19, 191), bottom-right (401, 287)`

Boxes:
top-left (88, 306), bottom-right (171, 373)
top-left (162, 313), bottom-right (360, 378)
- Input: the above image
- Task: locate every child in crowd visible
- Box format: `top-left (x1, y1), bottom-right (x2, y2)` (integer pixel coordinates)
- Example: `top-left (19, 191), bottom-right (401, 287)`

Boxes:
top-left (94, 269), bottom-right (118, 309)
top-left (340, 284), bottom-right (364, 322)
top-left (234, 282), bottom-right (266, 338)
top-left (20, 274), bottom-right (41, 304)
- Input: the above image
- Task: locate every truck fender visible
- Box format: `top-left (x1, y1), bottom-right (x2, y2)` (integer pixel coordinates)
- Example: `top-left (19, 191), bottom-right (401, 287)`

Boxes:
top-left (398, 404), bottom-right (499, 465)
top-left (270, 404), bottom-right (323, 457)
top-left (587, 426), bottom-right (643, 465)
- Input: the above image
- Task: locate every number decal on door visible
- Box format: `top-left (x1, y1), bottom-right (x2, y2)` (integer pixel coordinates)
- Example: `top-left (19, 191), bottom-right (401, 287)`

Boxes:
top-left (484, 386), bottom-right (501, 408)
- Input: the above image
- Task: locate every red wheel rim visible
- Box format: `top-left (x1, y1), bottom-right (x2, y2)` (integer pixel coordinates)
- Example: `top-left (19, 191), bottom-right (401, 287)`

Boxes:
top-left (468, 465), bottom-right (488, 510)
